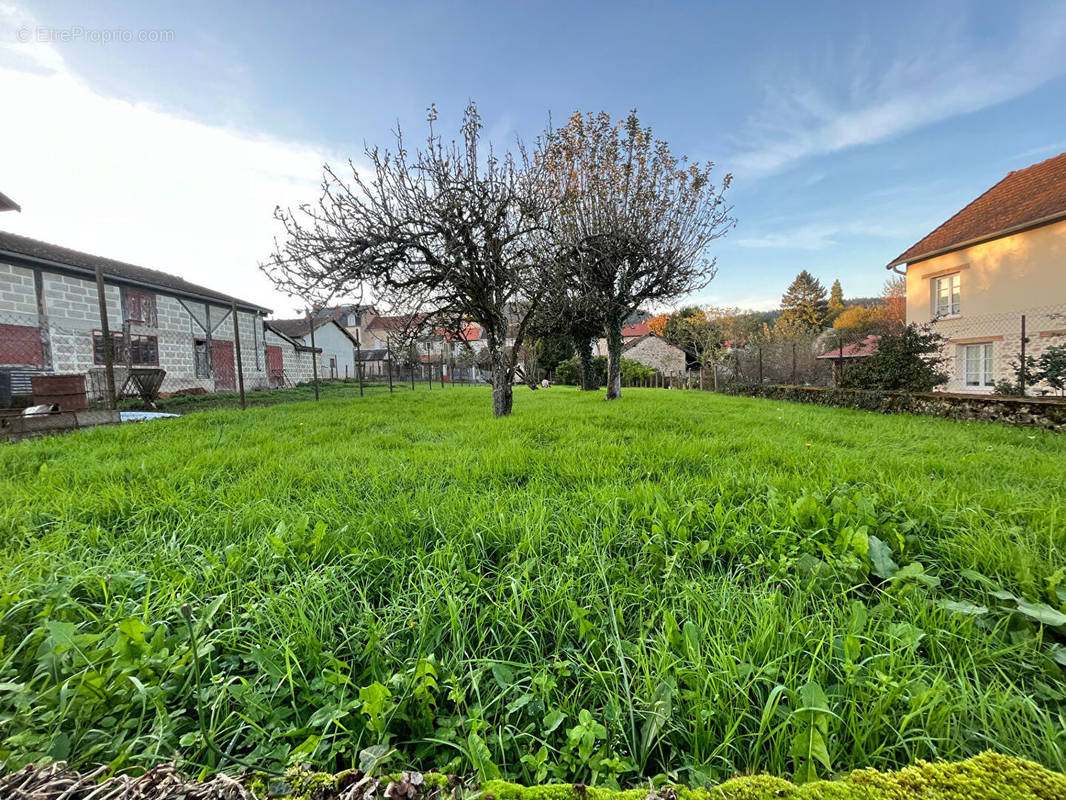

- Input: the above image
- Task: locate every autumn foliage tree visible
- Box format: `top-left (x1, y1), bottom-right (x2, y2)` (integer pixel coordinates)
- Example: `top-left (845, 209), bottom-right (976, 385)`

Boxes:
top-left (646, 313), bottom-right (671, 337)
top-left (544, 110), bottom-right (734, 400)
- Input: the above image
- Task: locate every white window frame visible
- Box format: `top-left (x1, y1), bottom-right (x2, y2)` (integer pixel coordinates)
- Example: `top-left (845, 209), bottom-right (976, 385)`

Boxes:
top-left (962, 342), bottom-right (995, 388)
top-left (932, 273), bottom-right (961, 318)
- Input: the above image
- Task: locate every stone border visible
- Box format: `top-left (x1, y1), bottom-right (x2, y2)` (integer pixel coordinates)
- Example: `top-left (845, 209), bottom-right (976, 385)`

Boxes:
top-left (722, 384), bottom-right (1066, 431)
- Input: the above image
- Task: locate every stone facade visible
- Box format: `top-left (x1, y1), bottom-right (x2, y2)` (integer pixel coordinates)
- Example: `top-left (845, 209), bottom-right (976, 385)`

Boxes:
top-left (0, 259), bottom-right (292, 398)
top-left (263, 328), bottom-right (316, 385)
top-left (621, 333), bottom-right (688, 375)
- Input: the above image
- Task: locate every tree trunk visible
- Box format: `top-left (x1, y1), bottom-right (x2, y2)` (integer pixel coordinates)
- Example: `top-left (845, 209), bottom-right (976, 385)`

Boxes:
top-left (575, 335), bottom-right (596, 391)
top-left (487, 340), bottom-right (513, 417)
top-left (605, 318), bottom-right (623, 400)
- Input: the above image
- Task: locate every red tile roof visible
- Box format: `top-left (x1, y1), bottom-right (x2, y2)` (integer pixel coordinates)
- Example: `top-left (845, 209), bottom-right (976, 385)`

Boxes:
top-left (816, 334), bottom-right (881, 359)
top-left (622, 322), bottom-right (651, 338)
top-left (439, 325), bottom-right (482, 342)
top-left (888, 151), bottom-right (1066, 267)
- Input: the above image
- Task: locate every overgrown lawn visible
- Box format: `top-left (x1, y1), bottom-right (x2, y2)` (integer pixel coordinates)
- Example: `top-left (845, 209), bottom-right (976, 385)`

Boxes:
top-left (1, 388), bottom-right (1064, 785)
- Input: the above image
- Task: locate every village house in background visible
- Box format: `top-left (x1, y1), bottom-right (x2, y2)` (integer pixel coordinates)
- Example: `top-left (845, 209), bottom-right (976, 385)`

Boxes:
top-left (887, 151), bottom-right (1066, 394)
top-left (593, 321), bottom-right (651, 356)
top-left (266, 317), bottom-right (360, 380)
top-left (591, 321), bottom-right (689, 378)
top-left (0, 230), bottom-right (327, 400)
top-left (621, 332), bottom-right (688, 376)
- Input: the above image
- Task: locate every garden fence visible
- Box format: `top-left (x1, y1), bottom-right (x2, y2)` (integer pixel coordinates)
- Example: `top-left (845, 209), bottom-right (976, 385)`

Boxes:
top-left (8, 285), bottom-right (1063, 414)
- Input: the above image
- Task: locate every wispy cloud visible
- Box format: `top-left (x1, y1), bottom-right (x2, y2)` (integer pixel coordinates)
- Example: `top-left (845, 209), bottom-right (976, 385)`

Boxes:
top-left (733, 10), bottom-right (1066, 178)
top-left (736, 219), bottom-right (918, 251)
top-left (1009, 140), bottom-right (1066, 164)
top-left (0, 3), bottom-right (339, 313)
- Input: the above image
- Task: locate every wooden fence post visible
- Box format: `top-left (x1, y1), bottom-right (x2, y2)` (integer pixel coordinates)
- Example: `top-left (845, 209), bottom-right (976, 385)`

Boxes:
top-left (231, 300), bottom-right (246, 410)
top-left (356, 338), bottom-right (364, 397)
top-left (95, 267), bottom-right (117, 410)
top-left (308, 310), bottom-right (319, 401)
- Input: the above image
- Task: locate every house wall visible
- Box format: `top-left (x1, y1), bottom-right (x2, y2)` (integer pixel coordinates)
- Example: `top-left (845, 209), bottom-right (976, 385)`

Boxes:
top-left (290, 323), bottom-right (356, 379)
top-left (0, 261), bottom-right (273, 396)
top-left (264, 328), bottom-right (316, 385)
top-left (904, 218), bottom-right (1066, 394)
top-left (622, 335), bottom-right (687, 374)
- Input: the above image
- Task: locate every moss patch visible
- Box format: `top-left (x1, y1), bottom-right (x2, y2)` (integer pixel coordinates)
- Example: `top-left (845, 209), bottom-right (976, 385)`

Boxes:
top-left (479, 753), bottom-right (1066, 800)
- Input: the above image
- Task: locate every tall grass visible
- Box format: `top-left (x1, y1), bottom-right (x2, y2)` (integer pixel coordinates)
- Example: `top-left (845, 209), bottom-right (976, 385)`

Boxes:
top-left (1, 388), bottom-right (1063, 785)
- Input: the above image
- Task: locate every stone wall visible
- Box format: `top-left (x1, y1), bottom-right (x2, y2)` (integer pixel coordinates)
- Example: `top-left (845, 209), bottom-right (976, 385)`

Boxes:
top-left (264, 328), bottom-right (316, 385)
top-left (1, 261), bottom-right (272, 395)
top-left (722, 383), bottom-right (1066, 431)
top-left (623, 334), bottom-right (687, 375)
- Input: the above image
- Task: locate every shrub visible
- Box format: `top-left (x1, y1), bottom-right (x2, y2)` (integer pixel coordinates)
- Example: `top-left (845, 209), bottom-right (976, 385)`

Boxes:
top-left (839, 324), bottom-right (947, 392)
top-left (620, 358), bottom-right (655, 386)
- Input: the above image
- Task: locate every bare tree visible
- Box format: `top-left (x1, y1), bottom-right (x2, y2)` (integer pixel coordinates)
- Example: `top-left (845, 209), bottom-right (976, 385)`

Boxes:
top-left (262, 102), bottom-right (554, 417)
top-left (543, 110), bottom-right (735, 399)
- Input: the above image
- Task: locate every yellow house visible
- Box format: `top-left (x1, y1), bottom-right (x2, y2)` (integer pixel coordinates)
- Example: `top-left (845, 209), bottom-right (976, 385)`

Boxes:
top-left (886, 152), bottom-right (1066, 394)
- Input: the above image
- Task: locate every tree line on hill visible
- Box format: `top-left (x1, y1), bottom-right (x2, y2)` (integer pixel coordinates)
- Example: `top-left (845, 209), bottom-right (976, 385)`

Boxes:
top-left (261, 102), bottom-right (735, 416)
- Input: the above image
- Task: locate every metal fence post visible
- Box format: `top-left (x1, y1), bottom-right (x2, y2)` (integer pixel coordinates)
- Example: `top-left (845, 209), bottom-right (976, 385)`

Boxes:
top-left (1020, 314), bottom-right (1027, 396)
top-left (94, 267), bottom-right (117, 410)
top-left (410, 346), bottom-right (416, 390)
top-left (231, 300), bottom-right (246, 410)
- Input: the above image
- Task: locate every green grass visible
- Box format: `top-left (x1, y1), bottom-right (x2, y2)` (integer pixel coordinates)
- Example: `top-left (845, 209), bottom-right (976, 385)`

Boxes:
top-left (1, 387), bottom-right (1064, 786)
top-left (123, 376), bottom-right (428, 414)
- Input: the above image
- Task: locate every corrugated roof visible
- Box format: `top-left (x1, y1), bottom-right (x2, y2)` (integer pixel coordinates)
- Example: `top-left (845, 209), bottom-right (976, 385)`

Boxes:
top-left (0, 229), bottom-right (270, 312)
top-left (888, 152), bottom-right (1066, 267)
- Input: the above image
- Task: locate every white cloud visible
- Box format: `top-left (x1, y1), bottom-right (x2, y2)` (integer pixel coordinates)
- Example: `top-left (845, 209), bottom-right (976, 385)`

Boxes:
top-left (736, 220), bottom-right (917, 251)
top-left (0, 3), bottom-right (340, 314)
top-left (733, 11), bottom-right (1066, 178)
top-left (1009, 140), bottom-right (1066, 164)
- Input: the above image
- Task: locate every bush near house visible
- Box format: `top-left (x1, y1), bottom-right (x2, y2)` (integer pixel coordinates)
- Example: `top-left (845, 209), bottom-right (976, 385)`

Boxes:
top-left (839, 324), bottom-right (948, 392)
top-left (1, 390), bottom-right (1065, 787)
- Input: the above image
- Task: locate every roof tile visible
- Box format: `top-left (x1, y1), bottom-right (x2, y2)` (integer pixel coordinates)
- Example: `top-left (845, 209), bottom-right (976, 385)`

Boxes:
top-left (889, 151), bottom-right (1066, 267)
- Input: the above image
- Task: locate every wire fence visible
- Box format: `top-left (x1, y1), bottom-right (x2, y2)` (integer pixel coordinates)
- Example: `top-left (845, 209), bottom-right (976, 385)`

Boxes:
top-left (923, 304), bottom-right (1066, 395)
top-left (4, 259), bottom-right (1065, 420)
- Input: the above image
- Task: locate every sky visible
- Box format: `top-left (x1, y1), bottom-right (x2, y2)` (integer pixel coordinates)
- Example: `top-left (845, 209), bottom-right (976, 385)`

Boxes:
top-left (1, 0), bottom-right (1065, 316)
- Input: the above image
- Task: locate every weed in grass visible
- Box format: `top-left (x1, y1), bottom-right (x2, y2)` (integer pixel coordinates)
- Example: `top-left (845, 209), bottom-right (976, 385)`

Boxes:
top-left (0, 387), bottom-right (1064, 785)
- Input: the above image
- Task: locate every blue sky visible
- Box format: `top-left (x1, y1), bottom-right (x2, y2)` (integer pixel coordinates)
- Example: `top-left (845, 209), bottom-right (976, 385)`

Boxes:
top-left (2, 0), bottom-right (1065, 313)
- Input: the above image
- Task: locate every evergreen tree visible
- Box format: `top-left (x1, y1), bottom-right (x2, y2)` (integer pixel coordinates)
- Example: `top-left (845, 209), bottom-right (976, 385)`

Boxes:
top-left (778, 270), bottom-right (829, 333)
top-left (828, 279), bottom-right (845, 321)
